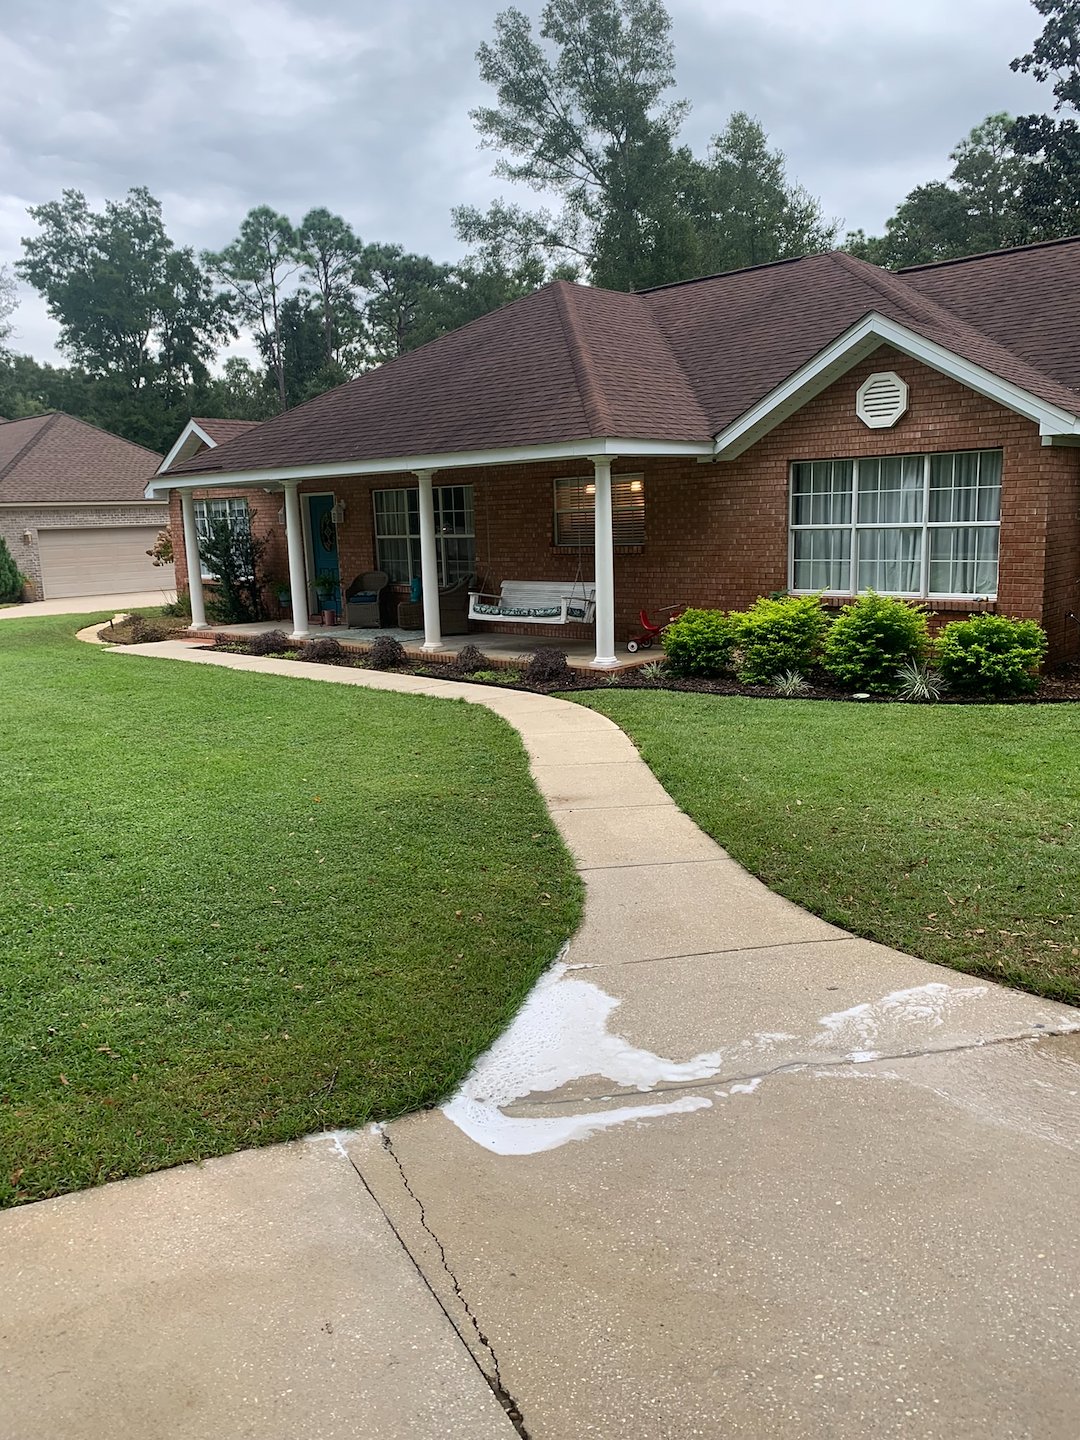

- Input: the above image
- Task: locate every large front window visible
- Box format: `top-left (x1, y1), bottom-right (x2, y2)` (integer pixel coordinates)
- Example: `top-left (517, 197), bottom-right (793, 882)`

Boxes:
top-left (373, 485), bottom-right (475, 586)
top-left (790, 450), bottom-right (1001, 598)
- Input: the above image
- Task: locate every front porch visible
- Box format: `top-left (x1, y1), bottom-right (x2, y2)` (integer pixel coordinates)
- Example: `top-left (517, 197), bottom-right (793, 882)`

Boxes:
top-left (205, 620), bottom-right (653, 672)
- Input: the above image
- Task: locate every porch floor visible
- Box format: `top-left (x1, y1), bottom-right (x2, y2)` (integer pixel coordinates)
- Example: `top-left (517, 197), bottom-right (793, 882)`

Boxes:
top-left (204, 621), bottom-right (653, 672)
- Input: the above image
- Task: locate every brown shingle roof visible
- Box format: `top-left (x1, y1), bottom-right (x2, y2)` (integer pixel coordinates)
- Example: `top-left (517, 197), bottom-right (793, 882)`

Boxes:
top-left (168, 240), bottom-right (1080, 479)
top-left (0, 413), bottom-right (163, 504)
top-left (190, 418), bottom-right (261, 445)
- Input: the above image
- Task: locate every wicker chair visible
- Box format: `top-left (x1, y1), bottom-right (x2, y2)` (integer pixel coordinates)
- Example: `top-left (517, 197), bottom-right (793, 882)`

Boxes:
top-left (345, 571), bottom-right (389, 627)
top-left (396, 574), bottom-right (475, 635)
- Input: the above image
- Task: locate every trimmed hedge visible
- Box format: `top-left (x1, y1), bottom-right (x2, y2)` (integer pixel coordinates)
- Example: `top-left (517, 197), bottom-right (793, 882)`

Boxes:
top-left (936, 614), bottom-right (1047, 696)
top-left (733, 594), bottom-right (828, 684)
top-left (822, 592), bottom-right (930, 692)
top-left (662, 608), bottom-right (738, 677)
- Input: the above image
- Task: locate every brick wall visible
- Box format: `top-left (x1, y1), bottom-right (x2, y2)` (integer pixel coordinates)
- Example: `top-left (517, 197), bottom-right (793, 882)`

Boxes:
top-left (1, 503), bottom-right (169, 599)
top-left (167, 344), bottom-right (1080, 659)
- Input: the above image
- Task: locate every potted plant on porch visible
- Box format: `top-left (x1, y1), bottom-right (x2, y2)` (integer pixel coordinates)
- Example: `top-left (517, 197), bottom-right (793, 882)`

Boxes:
top-left (315, 572), bottom-right (341, 626)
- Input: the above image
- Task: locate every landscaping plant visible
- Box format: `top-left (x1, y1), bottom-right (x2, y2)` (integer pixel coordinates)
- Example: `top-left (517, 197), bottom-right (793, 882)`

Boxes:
top-left (662, 607), bottom-right (738, 677)
top-left (453, 643), bottom-right (489, 675)
top-left (733, 594), bottom-right (827, 683)
top-left (366, 634), bottom-right (407, 670)
top-left (522, 647), bottom-right (573, 686)
top-left (773, 669), bottom-right (810, 697)
top-left (0, 535), bottom-right (25, 603)
top-left (895, 659), bottom-right (946, 703)
top-left (936, 614), bottom-right (1047, 696)
top-left (297, 636), bottom-right (345, 663)
top-left (245, 629), bottom-right (293, 657)
top-left (198, 513), bottom-right (269, 624)
top-left (822, 591), bottom-right (929, 692)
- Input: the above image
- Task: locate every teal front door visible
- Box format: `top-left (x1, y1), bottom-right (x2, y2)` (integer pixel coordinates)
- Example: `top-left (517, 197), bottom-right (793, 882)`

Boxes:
top-left (307, 495), bottom-right (340, 611)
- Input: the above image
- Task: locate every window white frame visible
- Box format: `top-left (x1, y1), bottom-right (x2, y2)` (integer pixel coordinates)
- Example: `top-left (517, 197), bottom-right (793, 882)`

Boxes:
top-left (193, 496), bottom-right (251, 580)
top-left (789, 449), bottom-right (1002, 600)
top-left (372, 484), bottom-right (475, 587)
top-left (553, 473), bottom-right (645, 548)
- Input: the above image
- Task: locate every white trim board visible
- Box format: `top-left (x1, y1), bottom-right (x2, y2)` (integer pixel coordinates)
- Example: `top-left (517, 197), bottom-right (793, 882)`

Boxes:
top-left (712, 312), bottom-right (1080, 460)
top-left (157, 420), bottom-right (219, 476)
top-left (145, 435), bottom-right (713, 498)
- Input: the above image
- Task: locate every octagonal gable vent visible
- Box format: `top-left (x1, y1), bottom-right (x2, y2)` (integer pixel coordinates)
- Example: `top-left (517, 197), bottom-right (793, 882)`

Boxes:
top-left (856, 371), bottom-right (909, 429)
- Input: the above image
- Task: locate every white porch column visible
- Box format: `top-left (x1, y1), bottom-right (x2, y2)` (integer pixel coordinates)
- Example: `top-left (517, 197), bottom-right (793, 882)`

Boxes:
top-left (590, 455), bottom-right (617, 667)
top-left (282, 481), bottom-right (310, 640)
top-left (179, 489), bottom-right (208, 630)
top-left (414, 469), bottom-right (442, 652)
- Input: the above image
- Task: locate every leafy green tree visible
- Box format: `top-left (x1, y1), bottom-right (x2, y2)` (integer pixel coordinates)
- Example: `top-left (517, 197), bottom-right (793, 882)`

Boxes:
top-left (845, 114), bottom-right (1031, 267)
top-left (470, 0), bottom-right (690, 289)
top-left (677, 113), bottom-right (836, 274)
top-left (357, 243), bottom-right (451, 361)
top-left (296, 208), bottom-right (363, 367)
top-left (1010, 1), bottom-right (1080, 237)
top-left (0, 264), bottom-right (15, 354)
top-left (204, 207), bottom-right (299, 412)
top-left (198, 357), bottom-right (274, 422)
top-left (16, 188), bottom-right (228, 399)
top-left (259, 294), bottom-right (349, 408)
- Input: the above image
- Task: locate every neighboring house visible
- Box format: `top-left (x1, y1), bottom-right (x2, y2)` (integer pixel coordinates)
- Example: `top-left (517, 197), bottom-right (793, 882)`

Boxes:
top-left (0, 413), bottom-right (168, 600)
top-left (150, 239), bottom-right (1080, 665)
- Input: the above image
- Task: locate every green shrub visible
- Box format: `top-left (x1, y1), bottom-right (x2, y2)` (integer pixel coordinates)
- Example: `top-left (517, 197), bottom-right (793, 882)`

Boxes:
top-left (662, 608), bottom-right (737, 677)
top-left (822, 592), bottom-right (930, 692)
top-left (733, 594), bottom-right (827, 683)
top-left (0, 535), bottom-right (25, 603)
top-left (936, 614), bottom-right (1047, 696)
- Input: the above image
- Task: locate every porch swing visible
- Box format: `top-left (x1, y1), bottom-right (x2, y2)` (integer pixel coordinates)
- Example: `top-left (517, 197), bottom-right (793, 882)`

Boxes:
top-left (467, 479), bottom-right (597, 625)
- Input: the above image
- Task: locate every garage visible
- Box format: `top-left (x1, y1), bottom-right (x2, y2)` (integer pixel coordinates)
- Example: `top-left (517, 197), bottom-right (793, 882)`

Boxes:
top-left (37, 526), bottom-right (174, 599)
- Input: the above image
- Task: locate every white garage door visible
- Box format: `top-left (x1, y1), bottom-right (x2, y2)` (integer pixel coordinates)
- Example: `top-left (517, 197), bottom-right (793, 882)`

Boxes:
top-left (38, 527), bottom-right (175, 599)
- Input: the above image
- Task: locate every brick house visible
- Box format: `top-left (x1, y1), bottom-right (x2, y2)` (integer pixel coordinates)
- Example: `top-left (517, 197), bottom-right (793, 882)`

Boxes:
top-left (151, 240), bottom-right (1080, 665)
top-left (1, 412), bottom-right (167, 600)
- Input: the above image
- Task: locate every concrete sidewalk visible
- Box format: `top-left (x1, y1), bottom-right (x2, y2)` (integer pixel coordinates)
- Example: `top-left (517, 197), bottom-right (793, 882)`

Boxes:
top-left (7, 636), bottom-right (1080, 1438)
top-left (0, 589), bottom-right (175, 619)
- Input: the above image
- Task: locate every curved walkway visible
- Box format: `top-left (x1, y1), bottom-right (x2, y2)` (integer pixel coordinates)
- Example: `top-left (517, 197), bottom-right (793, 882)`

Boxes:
top-left (13, 632), bottom-right (1080, 1440)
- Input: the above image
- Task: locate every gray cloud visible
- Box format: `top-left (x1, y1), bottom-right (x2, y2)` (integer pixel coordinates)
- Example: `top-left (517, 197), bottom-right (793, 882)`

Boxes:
top-left (0, 0), bottom-right (1051, 362)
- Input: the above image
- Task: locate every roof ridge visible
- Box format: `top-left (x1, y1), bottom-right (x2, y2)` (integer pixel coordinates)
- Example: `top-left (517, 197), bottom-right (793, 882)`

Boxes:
top-left (637, 253), bottom-right (807, 295)
top-left (898, 234), bottom-right (1080, 273)
top-left (550, 280), bottom-right (614, 436)
top-left (827, 251), bottom-right (964, 332)
top-left (0, 411), bottom-right (59, 486)
top-left (51, 410), bottom-right (164, 461)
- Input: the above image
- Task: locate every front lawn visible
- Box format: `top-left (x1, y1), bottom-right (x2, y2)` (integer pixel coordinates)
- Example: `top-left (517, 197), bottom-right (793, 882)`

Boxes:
top-left (575, 691), bottom-right (1080, 1005)
top-left (0, 617), bottom-right (581, 1205)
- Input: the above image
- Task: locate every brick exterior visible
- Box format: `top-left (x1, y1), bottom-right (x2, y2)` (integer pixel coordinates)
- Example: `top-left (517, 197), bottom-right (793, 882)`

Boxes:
top-left (0, 503), bottom-right (169, 600)
top-left (168, 345), bottom-right (1080, 661)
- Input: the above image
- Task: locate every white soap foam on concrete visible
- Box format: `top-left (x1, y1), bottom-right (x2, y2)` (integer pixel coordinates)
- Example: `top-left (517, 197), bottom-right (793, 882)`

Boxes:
top-left (442, 964), bottom-right (1079, 1156)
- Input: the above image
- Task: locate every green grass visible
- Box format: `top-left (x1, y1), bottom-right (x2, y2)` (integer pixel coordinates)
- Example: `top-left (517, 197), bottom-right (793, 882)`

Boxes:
top-left (1, 617), bottom-right (581, 1205)
top-left (574, 690), bottom-right (1080, 1006)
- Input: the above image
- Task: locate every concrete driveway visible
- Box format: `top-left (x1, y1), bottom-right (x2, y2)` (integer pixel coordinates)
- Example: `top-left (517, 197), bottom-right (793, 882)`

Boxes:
top-left (0, 589), bottom-right (175, 619)
top-left (5, 641), bottom-right (1080, 1439)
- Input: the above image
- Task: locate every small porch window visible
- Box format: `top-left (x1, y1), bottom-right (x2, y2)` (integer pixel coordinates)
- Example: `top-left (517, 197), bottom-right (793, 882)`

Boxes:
top-left (553, 474), bottom-right (645, 547)
top-left (373, 484), bottom-right (475, 586)
top-left (194, 497), bottom-right (250, 580)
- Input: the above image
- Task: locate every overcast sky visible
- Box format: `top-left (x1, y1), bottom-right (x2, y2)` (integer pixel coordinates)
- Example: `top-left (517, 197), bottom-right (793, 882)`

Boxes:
top-left (0, 0), bottom-right (1050, 365)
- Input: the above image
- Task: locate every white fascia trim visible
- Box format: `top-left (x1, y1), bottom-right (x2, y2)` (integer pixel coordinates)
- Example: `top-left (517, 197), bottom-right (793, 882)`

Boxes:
top-left (144, 435), bottom-right (713, 497)
top-left (157, 420), bottom-right (218, 475)
top-left (712, 312), bottom-right (1080, 459)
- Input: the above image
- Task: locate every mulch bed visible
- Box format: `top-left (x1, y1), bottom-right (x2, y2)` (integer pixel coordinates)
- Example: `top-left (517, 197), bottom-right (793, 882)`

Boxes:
top-left (197, 634), bottom-right (1080, 705)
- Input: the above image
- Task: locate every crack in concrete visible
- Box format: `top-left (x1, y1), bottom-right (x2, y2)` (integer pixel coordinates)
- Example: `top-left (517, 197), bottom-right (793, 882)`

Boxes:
top-left (503, 1026), bottom-right (1070, 1114)
top-left (378, 1129), bottom-right (531, 1440)
top-left (331, 1135), bottom-right (528, 1438)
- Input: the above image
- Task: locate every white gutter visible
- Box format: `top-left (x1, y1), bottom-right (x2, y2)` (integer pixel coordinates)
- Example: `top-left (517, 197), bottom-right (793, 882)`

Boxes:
top-left (145, 435), bottom-right (714, 498)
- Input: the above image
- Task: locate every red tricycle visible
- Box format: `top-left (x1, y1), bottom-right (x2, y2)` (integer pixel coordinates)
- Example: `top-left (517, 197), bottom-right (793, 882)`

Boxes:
top-left (626, 603), bottom-right (686, 653)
